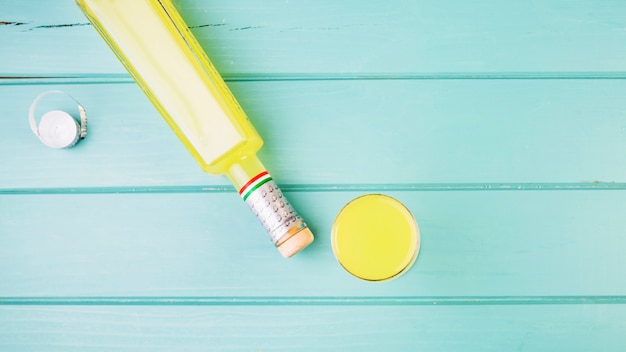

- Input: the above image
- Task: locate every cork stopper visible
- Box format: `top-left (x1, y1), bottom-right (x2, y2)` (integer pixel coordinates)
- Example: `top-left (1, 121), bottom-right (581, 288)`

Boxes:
top-left (236, 169), bottom-right (314, 258)
top-left (277, 227), bottom-right (314, 258)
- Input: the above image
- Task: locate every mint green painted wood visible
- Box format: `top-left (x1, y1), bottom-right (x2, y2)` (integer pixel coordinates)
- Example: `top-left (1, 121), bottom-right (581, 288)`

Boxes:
top-left (2, 79), bottom-right (626, 189)
top-left (1, 191), bottom-right (625, 297)
top-left (2, 0), bottom-right (626, 75)
top-left (1, 305), bottom-right (626, 351)
top-left (2, 0), bottom-right (626, 350)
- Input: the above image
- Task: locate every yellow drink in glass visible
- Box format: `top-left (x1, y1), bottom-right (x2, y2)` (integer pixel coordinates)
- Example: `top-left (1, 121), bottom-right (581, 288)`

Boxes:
top-left (75, 0), bottom-right (313, 257)
top-left (332, 194), bottom-right (419, 281)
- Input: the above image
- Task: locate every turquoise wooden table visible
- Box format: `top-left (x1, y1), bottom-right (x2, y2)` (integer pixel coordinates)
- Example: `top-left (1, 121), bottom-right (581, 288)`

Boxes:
top-left (2, 0), bottom-right (626, 350)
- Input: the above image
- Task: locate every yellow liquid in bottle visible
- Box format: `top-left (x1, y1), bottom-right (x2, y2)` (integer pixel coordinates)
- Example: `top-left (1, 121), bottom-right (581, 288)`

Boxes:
top-left (76, 0), bottom-right (261, 175)
top-left (76, 0), bottom-right (313, 257)
top-left (332, 194), bottom-right (420, 281)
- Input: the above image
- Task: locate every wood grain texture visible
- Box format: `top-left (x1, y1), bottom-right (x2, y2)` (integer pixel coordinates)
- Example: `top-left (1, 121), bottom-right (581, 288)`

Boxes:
top-left (2, 80), bottom-right (626, 189)
top-left (1, 0), bottom-right (626, 350)
top-left (1, 305), bottom-right (626, 351)
top-left (1, 0), bottom-right (626, 75)
top-left (1, 191), bottom-right (625, 297)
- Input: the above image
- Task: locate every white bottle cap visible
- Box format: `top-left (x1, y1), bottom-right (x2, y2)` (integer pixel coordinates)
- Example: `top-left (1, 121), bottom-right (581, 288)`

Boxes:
top-left (37, 110), bottom-right (81, 148)
top-left (29, 90), bottom-right (87, 149)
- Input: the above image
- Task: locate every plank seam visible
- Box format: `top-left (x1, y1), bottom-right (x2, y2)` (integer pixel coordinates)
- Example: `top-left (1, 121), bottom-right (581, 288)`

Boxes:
top-left (1, 183), bottom-right (625, 195)
top-left (1, 296), bottom-right (625, 306)
top-left (2, 72), bottom-right (626, 85)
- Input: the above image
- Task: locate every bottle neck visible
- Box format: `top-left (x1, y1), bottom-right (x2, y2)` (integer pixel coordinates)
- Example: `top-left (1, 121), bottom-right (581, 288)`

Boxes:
top-left (226, 154), bottom-right (267, 192)
top-left (225, 153), bottom-right (314, 257)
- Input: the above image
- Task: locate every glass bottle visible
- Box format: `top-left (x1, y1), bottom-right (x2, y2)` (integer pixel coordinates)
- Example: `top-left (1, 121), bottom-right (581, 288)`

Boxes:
top-left (75, 0), bottom-right (314, 257)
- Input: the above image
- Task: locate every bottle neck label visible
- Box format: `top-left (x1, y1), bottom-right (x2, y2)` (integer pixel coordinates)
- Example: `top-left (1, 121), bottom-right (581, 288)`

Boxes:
top-left (239, 171), bottom-right (304, 245)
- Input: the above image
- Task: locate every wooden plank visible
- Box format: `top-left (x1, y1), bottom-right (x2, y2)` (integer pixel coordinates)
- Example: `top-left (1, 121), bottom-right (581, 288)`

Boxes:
top-left (2, 0), bottom-right (626, 75)
top-left (1, 305), bottom-right (625, 351)
top-left (2, 80), bottom-right (626, 188)
top-left (1, 190), bottom-right (625, 296)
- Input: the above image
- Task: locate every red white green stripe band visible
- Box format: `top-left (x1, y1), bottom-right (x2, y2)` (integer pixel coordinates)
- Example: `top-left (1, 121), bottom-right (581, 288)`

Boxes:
top-left (239, 171), bottom-right (273, 201)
